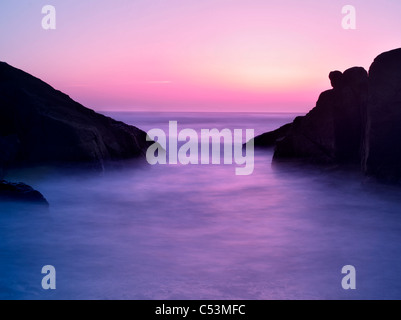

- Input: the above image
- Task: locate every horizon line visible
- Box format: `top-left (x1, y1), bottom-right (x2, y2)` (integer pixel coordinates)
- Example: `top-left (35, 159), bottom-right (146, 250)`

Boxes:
top-left (98, 110), bottom-right (307, 114)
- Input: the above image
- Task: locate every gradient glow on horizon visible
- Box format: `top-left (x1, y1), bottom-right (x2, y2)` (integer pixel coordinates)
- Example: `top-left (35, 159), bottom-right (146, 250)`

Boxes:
top-left (1, 0), bottom-right (401, 112)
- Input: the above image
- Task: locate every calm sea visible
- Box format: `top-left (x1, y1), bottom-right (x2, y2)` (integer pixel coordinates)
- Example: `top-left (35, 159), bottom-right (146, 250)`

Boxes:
top-left (1, 112), bottom-right (401, 299)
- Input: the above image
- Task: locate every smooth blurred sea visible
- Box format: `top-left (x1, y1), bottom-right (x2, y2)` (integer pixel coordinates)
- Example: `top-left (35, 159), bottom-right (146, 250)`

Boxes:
top-left (1, 112), bottom-right (401, 299)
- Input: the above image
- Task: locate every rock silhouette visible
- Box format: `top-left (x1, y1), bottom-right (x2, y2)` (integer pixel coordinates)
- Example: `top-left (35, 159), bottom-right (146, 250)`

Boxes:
top-left (363, 49), bottom-right (401, 182)
top-left (251, 123), bottom-right (292, 149)
top-left (271, 66), bottom-right (368, 164)
top-left (0, 61), bottom-right (151, 174)
top-left (253, 48), bottom-right (401, 183)
top-left (0, 180), bottom-right (48, 205)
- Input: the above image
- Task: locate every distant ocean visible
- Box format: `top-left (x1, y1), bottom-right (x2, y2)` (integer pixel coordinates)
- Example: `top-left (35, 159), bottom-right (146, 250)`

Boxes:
top-left (2, 112), bottom-right (401, 299)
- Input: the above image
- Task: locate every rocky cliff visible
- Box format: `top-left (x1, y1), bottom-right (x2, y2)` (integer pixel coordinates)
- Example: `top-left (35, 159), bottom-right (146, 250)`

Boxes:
top-left (363, 49), bottom-right (401, 182)
top-left (253, 48), bottom-right (401, 183)
top-left (0, 61), bottom-right (153, 203)
top-left (0, 61), bottom-right (151, 173)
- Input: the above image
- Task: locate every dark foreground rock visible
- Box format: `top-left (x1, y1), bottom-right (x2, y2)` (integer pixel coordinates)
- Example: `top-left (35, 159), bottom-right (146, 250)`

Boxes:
top-left (363, 49), bottom-right (401, 182)
top-left (273, 66), bottom-right (368, 164)
top-left (252, 48), bottom-right (401, 183)
top-left (0, 61), bottom-right (156, 204)
top-left (0, 61), bottom-right (151, 172)
top-left (0, 180), bottom-right (48, 205)
top-left (251, 123), bottom-right (292, 149)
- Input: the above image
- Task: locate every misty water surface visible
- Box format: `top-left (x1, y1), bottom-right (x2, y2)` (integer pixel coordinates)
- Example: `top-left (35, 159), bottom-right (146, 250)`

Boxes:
top-left (1, 112), bottom-right (401, 299)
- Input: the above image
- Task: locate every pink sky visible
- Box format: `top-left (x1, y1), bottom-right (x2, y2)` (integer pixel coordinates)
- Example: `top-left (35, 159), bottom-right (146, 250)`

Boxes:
top-left (1, 0), bottom-right (401, 112)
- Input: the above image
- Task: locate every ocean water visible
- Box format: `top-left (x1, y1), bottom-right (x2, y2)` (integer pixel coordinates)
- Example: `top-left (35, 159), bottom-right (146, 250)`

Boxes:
top-left (2, 112), bottom-right (401, 300)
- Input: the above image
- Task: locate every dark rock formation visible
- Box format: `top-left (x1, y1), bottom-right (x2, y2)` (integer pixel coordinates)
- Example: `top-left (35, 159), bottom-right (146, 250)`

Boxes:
top-left (0, 180), bottom-right (48, 205)
top-left (363, 48), bottom-right (401, 182)
top-left (329, 71), bottom-right (343, 89)
top-left (252, 123), bottom-right (292, 148)
top-left (273, 66), bottom-right (368, 164)
top-left (253, 48), bottom-right (401, 183)
top-left (0, 61), bottom-right (151, 171)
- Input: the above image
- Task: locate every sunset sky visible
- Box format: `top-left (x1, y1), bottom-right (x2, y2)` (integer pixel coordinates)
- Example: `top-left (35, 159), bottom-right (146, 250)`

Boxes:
top-left (1, 0), bottom-right (401, 112)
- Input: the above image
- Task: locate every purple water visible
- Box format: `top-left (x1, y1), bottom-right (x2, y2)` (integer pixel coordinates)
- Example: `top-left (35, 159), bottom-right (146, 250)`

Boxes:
top-left (1, 112), bottom-right (401, 300)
